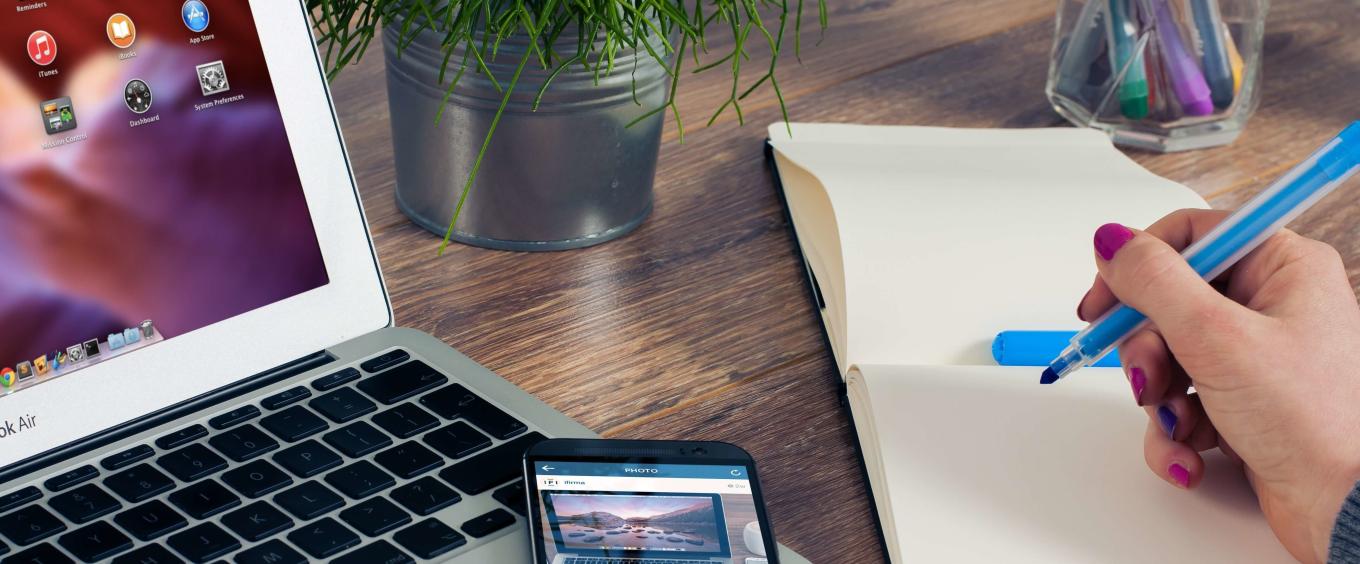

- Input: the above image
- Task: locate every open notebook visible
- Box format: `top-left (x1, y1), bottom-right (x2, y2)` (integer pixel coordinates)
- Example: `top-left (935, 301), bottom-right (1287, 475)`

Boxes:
top-left (765, 123), bottom-right (1291, 562)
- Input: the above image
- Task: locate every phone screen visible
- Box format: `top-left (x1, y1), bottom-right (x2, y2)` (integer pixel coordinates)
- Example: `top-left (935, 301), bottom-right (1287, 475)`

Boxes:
top-left (527, 460), bottom-right (774, 563)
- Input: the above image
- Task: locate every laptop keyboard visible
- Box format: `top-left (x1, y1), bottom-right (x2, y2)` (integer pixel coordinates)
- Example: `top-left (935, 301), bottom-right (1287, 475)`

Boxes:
top-left (0, 352), bottom-right (546, 563)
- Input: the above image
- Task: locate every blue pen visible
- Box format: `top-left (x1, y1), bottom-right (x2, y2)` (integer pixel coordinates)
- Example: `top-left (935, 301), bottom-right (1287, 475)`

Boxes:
top-left (1043, 122), bottom-right (1360, 384)
top-left (993, 331), bottom-right (1121, 368)
top-left (1188, 0), bottom-right (1234, 108)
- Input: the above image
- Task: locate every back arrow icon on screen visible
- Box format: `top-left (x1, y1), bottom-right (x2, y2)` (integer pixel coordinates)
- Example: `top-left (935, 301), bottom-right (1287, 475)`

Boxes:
top-left (542, 466), bottom-right (555, 471)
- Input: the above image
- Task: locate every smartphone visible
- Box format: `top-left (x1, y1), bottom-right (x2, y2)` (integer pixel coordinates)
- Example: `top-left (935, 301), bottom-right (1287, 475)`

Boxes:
top-left (524, 439), bottom-right (780, 564)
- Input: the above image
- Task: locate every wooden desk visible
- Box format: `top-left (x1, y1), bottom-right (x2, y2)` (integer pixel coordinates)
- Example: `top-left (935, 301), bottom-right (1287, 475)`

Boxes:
top-left (328, 2), bottom-right (1360, 561)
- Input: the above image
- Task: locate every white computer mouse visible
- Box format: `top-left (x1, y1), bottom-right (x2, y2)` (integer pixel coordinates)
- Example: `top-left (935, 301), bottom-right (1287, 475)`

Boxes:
top-left (743, 520), bottom-right (767, 557)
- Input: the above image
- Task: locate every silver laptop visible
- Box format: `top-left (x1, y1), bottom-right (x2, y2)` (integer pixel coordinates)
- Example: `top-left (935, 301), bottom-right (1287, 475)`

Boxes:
top-left (0, 1), bottom-right (592, 562)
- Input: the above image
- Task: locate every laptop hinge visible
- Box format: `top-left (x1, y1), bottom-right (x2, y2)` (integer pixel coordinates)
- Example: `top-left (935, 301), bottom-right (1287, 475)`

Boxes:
top-left (0, 350), bottom-right (335, 484)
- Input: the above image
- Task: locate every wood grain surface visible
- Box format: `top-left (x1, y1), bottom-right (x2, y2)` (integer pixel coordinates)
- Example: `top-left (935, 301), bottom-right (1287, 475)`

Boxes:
top-left (327, 1), bottom-right (1360, 561)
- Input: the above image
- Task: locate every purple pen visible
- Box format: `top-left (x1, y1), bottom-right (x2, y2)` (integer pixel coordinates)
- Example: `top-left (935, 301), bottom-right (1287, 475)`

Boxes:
top-left (1149, 0), bottom-right (1213, 116)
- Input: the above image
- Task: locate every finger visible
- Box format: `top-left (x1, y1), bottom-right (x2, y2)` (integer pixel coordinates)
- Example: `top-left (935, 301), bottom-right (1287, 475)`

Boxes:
top-left (1080, 209), bottom-right (1231, 320)
top-left (1117, 329), bottom-right (1174, 407)
top-left (1091, 223), bottom-right (1253, 346)
top-left (1144, 418), bottom-right (1203, 489)
top-left (1182, 393), bottom-right (1221, 453)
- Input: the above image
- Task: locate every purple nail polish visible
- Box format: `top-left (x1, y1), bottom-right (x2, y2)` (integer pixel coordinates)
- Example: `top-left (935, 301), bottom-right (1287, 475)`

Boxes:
top-left (1169, 463), bottom-right (1190, 488)
top-left (1094, 223), bottom-right (1134, 261)
top-left (1130, 367), bottom-right (1146, 405)
top-left (1157, 405), bottom-right (1178, 438)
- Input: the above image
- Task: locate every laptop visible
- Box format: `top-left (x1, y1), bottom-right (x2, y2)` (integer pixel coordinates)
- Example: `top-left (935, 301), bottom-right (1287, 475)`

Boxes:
top-left (0, 1), bottom-right (593, 562)
top-left (541, 492), bottom-right (733, 564)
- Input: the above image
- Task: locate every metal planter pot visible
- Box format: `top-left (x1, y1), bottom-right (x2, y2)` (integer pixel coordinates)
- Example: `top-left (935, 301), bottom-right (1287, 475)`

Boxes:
top-left (382, 22), bottom-right (669, 251)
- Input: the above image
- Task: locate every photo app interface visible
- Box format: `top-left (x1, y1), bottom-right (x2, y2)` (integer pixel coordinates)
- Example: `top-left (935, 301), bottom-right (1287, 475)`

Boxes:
top-left (535, 462), bottom-right (771, 563)
top-left (0, 1), bottom-right (328, 394)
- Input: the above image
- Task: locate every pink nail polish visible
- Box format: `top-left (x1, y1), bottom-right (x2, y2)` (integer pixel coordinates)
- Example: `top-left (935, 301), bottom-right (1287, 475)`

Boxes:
top-left (1129, 367), bottom-right (1146, 405)
top-left (1094, 223), bottom-right (1135, 260)
top-left (1169, 463), bottom-right (1190, 488)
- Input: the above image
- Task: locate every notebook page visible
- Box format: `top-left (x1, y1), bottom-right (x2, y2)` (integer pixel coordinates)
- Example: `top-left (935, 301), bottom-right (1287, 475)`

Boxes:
top-left (769, 124), bottom-right (1207, 368)
top-left (855, 364), bottom-right (1290, 563)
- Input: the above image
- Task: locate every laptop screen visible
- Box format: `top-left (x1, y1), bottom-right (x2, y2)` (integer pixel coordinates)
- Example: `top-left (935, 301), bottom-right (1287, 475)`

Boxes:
top-left (0, 1), bottom-right (328, 393)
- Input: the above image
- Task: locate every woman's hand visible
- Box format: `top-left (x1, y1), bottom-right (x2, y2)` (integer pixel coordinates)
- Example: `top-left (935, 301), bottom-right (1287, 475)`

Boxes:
top-left (1078, 209), bottom-right (1360, 563)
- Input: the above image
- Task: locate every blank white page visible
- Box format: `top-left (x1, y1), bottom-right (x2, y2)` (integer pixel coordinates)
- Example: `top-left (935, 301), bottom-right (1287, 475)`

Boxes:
top-left (857, 364), bottom-right (1291, 563)
top-left (769, 124), bottom-right (1208, 368)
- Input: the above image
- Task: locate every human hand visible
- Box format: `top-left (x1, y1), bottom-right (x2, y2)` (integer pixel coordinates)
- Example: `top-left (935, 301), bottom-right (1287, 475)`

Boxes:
top-left (1078, 209), bottom-right (1360, 563)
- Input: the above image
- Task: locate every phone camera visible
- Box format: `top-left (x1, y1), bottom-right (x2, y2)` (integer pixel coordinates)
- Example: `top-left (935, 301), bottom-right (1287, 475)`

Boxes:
top-left (693, 447), bottom-right (708, 456)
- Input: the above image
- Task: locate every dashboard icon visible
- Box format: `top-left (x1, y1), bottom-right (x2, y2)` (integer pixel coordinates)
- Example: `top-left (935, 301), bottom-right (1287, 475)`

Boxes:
top-left (124, 79), bottom-right (153, 114)
top-left (182, 1), bottom-right (210, 33)
top-left (27, 30), bottom-right (57, 66)
top-left (106, 14), bottom-right (136, 49)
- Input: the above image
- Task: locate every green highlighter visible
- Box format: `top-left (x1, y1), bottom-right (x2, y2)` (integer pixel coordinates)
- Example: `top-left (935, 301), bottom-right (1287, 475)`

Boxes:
top-left (1104, 0), bottom-right (1149, 120)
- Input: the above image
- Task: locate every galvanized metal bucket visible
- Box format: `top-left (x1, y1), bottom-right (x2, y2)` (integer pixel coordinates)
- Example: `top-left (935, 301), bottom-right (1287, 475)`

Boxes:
top-left (382, 22), bottom-right (670, 251)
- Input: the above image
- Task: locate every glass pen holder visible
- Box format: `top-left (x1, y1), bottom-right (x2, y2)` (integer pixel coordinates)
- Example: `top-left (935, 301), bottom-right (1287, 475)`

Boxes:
top-left (1046, 0), bottom-right (1268, 152)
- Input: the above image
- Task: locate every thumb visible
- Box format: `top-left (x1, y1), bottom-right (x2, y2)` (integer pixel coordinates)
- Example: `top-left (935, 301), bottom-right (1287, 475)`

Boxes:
top-left (1091, 223), bottom-right (1248, 342)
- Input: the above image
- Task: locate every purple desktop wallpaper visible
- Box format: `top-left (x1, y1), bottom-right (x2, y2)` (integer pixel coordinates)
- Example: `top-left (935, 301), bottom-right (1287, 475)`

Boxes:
top-left (0, 1), bottom-right (328, 372)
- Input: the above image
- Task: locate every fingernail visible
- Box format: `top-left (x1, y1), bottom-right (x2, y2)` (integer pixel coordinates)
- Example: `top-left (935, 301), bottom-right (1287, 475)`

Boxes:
top-left (1157, 405), bottom-right (1178, 439)
top-left (1129, 367), bottom-right (1146, 405)
top-left (1094, 223), bottom-right (1135, 261)
top-left (1168, 463), bottom-right (1190, 488)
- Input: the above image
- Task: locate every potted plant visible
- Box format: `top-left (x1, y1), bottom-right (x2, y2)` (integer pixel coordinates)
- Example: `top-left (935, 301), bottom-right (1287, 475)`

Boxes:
top-left (310, 0), bottom-right (827, 252)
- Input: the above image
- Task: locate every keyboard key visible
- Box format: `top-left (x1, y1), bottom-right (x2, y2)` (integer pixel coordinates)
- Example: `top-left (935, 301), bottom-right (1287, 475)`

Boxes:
top-left (338, 497), bottom-right (410, 537)
top-left (208, 406), bottom-right (260, 430)
top-left (208, 425), bottom-right (279, 462)
top-left (104, 464), bottom-right (175, 504)
top-left (259, 406), bottom-right (328, 443)
top-left (273, 482), bottom-right (344, 521)
top-left (232, 539), bottom-right (304, 564)
top-left (44, 465), bottom-right (99, 492)
top-left (333, 540), bottom-right (413, 564)
top-left (371, 403), bottom-right (438, 439)
top-left (48, 484), bottom-right (121, 524)
top-left (0, 487), bottom-right (42, 514)
top-left (221, 460), bottom-right (293, 499)
top-left (492, 481), bottom-right (528, 516)
top-left (311, 368), bottom-right (360, 392)
top-left (167, 523), bottom-right (239, 563)
top-left (439, 432), bottom-right (546, 495)
top-left (373, 442), bottom-right (443, 479)
top-left (111, 544), bottom-right (183, 564)
top-left (155, 425), bottom-right (208, 451)
top-left (272, 440), bottom-right (342, 479)
top-left (461, 402), bottom-right (528, 440)
top-left (360, 349), bottom-right (411, 373)
top-left (58, 521), bottom-right (132, 562)
top-left (392, 518), bottom-right (465, 560)
top-left (322, 422), bottom-right (392, 458)
top-left (417, 384), bottom-right (479, 420)
top-left (114, 500), bottom-right (187, 541)
top-left (0, 505), bottom-right (66, 545)
top-left (421, 422), bottom-right (491, 460)
top-left (357, 361), bottom-right (446, 405)
top-left (220, 501), bottom-right (293, 542)
top-left (389, 477), bottom-right (461, 516)
top-left (261, 387), bottom-right (311, 410)
top-left (157, 444), bottom-right (227, 483)
top-left (101, 445), bottom-right (154, 471)
top-left (4, 543), bottom-right (73, 564)
top-left (286, 517), bottom-right (359, 559)
top-left (309, 389), bottom-right (376, 424)
top-left (324, 461), bottom-right (395, 500)
top-left (168, 481), bottom-right (240, 520)
top-left (460, 508), bottom-right (516, 538)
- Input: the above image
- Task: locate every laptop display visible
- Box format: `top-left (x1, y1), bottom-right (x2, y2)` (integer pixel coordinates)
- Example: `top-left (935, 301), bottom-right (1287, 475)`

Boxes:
top-left (1, 1), bottom-right (328, 395)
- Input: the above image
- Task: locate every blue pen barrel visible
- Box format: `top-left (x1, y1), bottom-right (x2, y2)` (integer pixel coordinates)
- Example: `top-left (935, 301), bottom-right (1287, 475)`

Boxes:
top-left (993, 331), bottom-right (1121, 367)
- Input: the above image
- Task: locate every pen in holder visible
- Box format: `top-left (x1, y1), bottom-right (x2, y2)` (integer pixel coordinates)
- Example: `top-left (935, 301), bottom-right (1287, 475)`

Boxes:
top-left (1046, 0), bottom-right (1268, 152)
